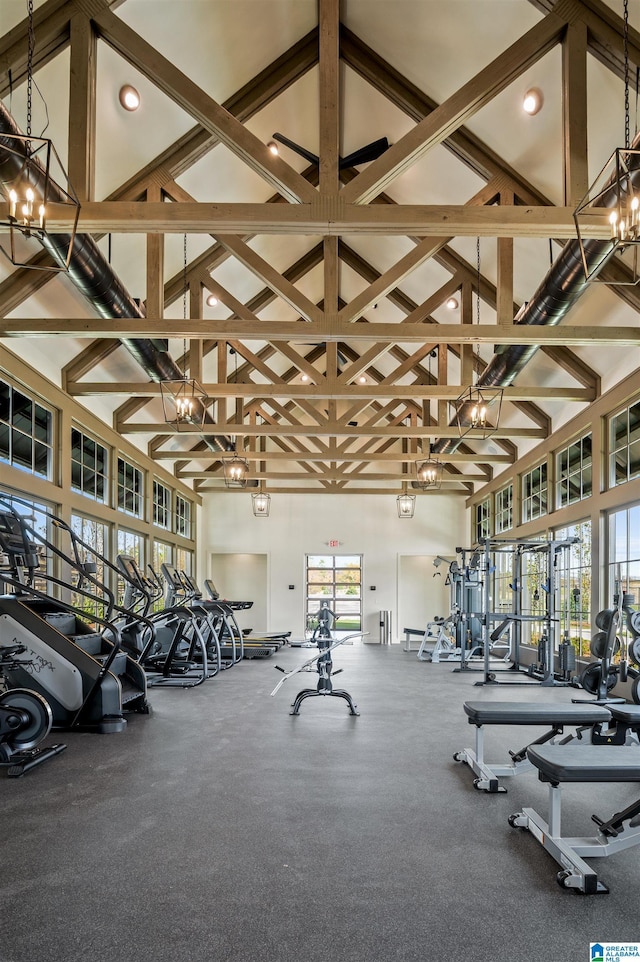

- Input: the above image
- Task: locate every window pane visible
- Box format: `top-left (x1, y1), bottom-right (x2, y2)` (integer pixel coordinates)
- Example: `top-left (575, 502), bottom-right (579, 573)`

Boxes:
top-left (11, 429), bottom-right (32, 470)
top-left (33, 441), bottom-right (49, 477)
top-left (12, 391), bottom-right (32, 433)
top-left (629, 439), bottom-right (640, 480)
top-left (0, 422), bottom-right (9, 462)
top-left (611, 412), bottom-right (628, 450)
top-left (0, 382), bottom-right (10, 423)
top-left (83, 436), bottom-right (95, 468)
top-left (33, 404), bottom-right (49, 443)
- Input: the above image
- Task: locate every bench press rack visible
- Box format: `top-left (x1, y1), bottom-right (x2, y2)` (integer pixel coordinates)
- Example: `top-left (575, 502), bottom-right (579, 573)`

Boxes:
top-left (454, 701), bottom-right (613, 793)
top-left (509, 714), bottom-right (640, 893)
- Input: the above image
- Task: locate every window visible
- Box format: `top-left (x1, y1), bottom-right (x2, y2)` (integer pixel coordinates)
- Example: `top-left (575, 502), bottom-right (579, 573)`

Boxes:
top-left (71, 428), bottom-right (108, 503)
top-left (609, 401), bottom-right (640, 486)
top-left (175, 494), bottom-right (192, 538)
top-left (117, 528), bottom-right (143, 563)
top-left (494, 484), bottom-right (513, 533)
top-left (608, 507), bottom-right (640, 654)
top-left (305, 555), bottom-right (362, 633)
top-left (176, 547), bottom-right (192, 577)
top-left (0, 379), bottom-right (53, 479)
top-left (521, 463), bottom-right (548, 524)
top-left (475, 498), bottom-right (491, 542)
top-left (554, 521), bottom-right (592, 659)
top-left (0, 490), bottom-right (52, 595)
top-left (152, 540), bottom-right (172, 577)
top-left (117, 458), bottom-right (144, 518)
top-left (556, 433), bottom-right (592, 507)
top-left (71, 514), bottom-right (109, 623)
top-left (153, 480), bottom-right (171, 529)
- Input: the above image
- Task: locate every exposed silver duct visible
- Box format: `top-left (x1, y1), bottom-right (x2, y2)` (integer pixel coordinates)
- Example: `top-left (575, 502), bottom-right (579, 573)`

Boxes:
top-left (0, 100), bottom-right (233, 457)
top-left (431, 141), bottom-right (640, 457)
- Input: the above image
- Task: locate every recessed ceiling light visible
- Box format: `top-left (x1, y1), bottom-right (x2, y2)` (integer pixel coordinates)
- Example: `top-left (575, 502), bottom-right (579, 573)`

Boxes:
top-left (300, 373), bottom-right (309, 382)
top-left (119, 85), bottom-right (140, 111)
top-left (267, 141), bottom-right (279, 156)
top-left (358, 375), bottom-right (367, 384)
top-left (446, 297), bottom-right (459, 310)
top-left (206, 294), bottom-right (218, 307)
top-left (522, 88), bottom-right (543, 115)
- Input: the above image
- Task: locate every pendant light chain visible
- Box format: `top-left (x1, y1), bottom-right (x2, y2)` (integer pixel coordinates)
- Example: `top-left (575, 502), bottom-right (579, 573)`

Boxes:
top-left (475, 235), bottom-right (481, 377)
top-left (183, 233), bottom-right (188, 377)
top-left (26, 0), bottom-right (34, 139)
top-left (624, 0), bottom-right (630, 151)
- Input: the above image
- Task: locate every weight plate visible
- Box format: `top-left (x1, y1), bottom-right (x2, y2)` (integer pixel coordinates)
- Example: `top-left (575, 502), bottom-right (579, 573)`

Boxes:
top-left (631, 610), bottom-right (640, 636)
top-left (595, 609), bottom-right (614, 631)
top-left (0, 688), bottom-right (52, 751)
top-left (589, 632), bottom-right (621, 660)
top-left (633, 675), bottom-right (640, 705)
top-left (630, 636), bottom-right (640, 667)
top-left (590, 631), bottom-right (607, 659)
top-left (579, 662), bottom-right (618, 696)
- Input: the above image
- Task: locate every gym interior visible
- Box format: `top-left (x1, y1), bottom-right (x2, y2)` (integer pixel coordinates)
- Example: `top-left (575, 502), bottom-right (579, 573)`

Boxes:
top-left (3, 1), bottom-right (640, 960)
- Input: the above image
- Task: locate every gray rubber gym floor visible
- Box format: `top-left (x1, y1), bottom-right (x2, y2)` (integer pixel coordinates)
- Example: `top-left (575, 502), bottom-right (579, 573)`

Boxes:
top-left (1, 643), bottom-right (638, 962)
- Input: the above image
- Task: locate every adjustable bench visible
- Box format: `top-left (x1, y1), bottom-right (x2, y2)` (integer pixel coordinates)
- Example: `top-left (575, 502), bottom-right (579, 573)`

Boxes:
top-left (454, 701), bottom-right (612, 793)
top-left (510, 736), bottom-right (640, 894)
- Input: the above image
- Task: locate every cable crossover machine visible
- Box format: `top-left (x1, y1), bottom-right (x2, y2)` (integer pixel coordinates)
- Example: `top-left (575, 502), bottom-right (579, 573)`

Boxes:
top-left (452, 536), bottom-right (582, 687)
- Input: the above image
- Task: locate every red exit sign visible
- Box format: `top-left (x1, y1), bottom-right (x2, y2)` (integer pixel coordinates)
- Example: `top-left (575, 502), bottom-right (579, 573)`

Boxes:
top-left (328, 539), bottom-right (340, 548)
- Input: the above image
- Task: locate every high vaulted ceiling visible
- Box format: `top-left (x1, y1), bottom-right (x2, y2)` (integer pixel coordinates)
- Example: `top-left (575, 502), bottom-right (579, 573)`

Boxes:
top-left (1, 0), bottom-right (640, 497)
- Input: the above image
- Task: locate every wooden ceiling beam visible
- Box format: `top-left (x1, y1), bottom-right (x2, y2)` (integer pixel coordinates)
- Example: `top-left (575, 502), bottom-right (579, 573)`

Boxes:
top-left (28, 200), bottom-right (608, 237)
top-left (151, 448), bottom-right (515, 464)
top-left (120, 422), bottom-right (547, 440)
top-left (91, 6), bottom-right (317, 204)
top-left (340, 13), bottom-right (568, 205)
top-left (0, 0), bottom-right (72, 96)
top-left (22, 318), bottom-right (639, 345)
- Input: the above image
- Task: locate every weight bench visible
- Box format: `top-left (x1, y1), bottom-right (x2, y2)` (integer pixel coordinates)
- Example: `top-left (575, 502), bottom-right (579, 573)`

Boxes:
top-left (454, 701), bottom-right (612, 793)
top-left (510, 737), bottom-right (640, 894)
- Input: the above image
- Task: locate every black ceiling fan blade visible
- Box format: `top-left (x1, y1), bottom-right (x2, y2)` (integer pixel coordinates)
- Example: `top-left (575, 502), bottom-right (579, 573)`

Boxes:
top-left (272, 132), bottom-right (319, 166)
top-left (339, 137), bottom-right (389, 169)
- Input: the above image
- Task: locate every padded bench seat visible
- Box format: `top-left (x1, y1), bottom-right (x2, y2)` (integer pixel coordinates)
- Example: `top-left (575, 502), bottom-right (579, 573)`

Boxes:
top-left (464, 701), bottom-right (611, 726)
top-left (511, 742), bottom-right (640, 893)
top-left (455, 701), bottom-right (612, 793)
top-left (527, 744), bottom-right (640, 783)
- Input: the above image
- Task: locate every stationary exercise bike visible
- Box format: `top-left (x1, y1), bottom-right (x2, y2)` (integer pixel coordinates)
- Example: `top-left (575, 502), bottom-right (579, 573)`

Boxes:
top-left (0, 644), bottom-right (66, 777)
top-left (278, 603), bottom-right (360, 716)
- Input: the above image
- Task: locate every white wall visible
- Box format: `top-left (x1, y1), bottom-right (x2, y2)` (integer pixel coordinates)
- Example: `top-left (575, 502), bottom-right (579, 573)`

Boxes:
top-left (198, 492), bottom-right (468, 641)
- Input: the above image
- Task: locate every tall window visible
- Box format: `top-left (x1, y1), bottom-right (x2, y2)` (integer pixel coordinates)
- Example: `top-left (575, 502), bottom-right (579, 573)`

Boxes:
top-left (70, 514), bottom-right (109, 623)
top-left (608, 506), bottom-right (640, 653)
top-left (117, 457), bottom-right (144, 518)
top-left (0, 379), bottom-right (52, 479)
top-left (554, 521), bottom-right (592, 659)
top-left (0, 490), bottom-right (52, 595)
top-left (115, 529), bottom-right (144, 609)
top-left (152, 540), bottom-right (172, 579)
top-left (153, 480), bottom-right (171, 529)
top-left (609, 401), bottom-right (640, 486)
top-left (521, 463), bottom-right (548, 524)
top-left (71, 428), bottom-right (108, 503)
top-left (475, 498), bottom-right (491, 542)
top-left (557, 433), bottom-right (592, 507)
top-left (176, 547), bottom-right (192, 577)
top-left (175, 494), bottom-right (192, 538)
top-left (117, 528), bottom-right (143, 563)
top-left (494, 484), bottom-right (513, 533)
top-left (305, 555), bottom-right (362, 633)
